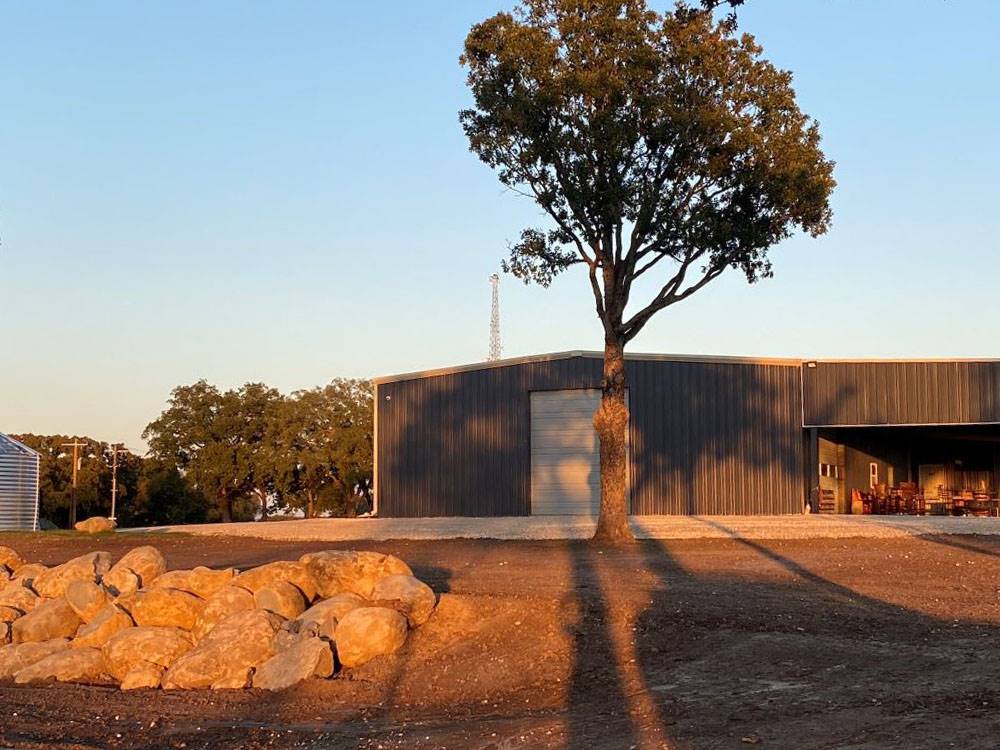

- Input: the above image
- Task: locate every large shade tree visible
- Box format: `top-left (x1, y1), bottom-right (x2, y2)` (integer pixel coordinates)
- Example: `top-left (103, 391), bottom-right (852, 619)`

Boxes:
top-left (266, 379), bottom-right (373, 518)
top-left (143, 380), bottom-right (282, 522)
top-left (461, 0), bottom-right (835, 541)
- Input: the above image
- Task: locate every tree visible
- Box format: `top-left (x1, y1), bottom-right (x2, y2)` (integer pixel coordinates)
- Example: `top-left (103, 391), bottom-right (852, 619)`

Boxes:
top-left (143, 381), bottom-right (282, 522)
top-left (13, 434), bottom-right (141, 528)
top-left (266, 379), bottom-right (373, 518)
top-left (121, 459), bottom-right (208, 527)
top-left (461, 0), bottom-right (834, 541)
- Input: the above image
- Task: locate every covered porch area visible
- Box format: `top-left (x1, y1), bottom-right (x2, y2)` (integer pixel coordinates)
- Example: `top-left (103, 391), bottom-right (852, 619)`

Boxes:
top-left (810, 425), bottom-right (1000, 515)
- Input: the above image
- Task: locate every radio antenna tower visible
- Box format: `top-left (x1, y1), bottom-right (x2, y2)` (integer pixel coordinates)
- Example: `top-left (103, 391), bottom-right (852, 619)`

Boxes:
top-left (488, 273), bottom-right (502, 361)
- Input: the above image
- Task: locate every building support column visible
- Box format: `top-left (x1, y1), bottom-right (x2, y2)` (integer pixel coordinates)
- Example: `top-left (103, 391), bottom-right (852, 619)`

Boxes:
top-left (805, 427), bottom-right (819, 513)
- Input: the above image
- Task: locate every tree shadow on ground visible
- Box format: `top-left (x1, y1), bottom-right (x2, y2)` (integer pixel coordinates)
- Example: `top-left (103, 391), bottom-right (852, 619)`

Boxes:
top-left (561, 532), bottom-right (1000, 750)
top-left (616, 536), bottom-right (1000, 748)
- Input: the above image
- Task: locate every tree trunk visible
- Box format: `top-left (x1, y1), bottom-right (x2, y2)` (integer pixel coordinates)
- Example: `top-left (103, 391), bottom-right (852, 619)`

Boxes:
top-left (592, 336), bottom-right (633, 543)
top-left (306, 491), bottom-right (315, 520)
top-left (257, 490), bottom-right (268, 521)
top-left (220, 494), bottom-right (234, 523)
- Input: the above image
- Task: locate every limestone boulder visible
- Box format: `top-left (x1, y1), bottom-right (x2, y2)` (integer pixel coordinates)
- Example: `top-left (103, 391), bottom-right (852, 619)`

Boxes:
top-left (102, 626), bottom-right (195, 680)
top-left (0, 605), bottom-right (22, 624)
top-left (334, 607), bottom-right (408, 668)
top-left (33, 552), bottom-right (111, 598)
top-left (255, 581), bottom-right (306, 620)
top-left (132, 588), bottom-right (205, 631)
top-left (106, 569), bottom-right (141, 600)
top-left (0, 582), bottom-right (38, 614)
top-left (11, 597), bottom-right (81, 644)
top-left (232, 561), bottom-right (317, 602)
top-left (192, 585), bottom-right (255, 641)
top-left (65, 580), bottom-right (109, 623)
top-left (295, 592), bottom-right (367, 640)
top-left (272, 620), bottom-right (309, 652)
top-left (252, 636), bottom-right (334, 691)
top-left (0, 622), bottom-right (9, 645)
top-left (72, 604), bottom-right (134, 649)
top-left (0, 638), bottom-right (71, 679)
top-left (0, 546), bottom-right (25, 573)
top-left (300, 551), bottom-right (412, 599)
top-left (151, 567), bottom-right (235, 600)
top-left (162, 609), bottom-right (283, 690)
top-left (210, 668), bottom-right (253, 690)
top-left (74, 516), bottom-right (117, 534)
top-left (14, 646), bottom-right (109, 684)
top-left (104, 546), bottom-right (166, 594)
top-left (12, 563), bottom-right (49, 589)
top-left (0, 567), bottom-right (8, 583)
top-left (371, 574), bottom-right (437, 627)
top-left (120, 662), bottom-right (164, 690)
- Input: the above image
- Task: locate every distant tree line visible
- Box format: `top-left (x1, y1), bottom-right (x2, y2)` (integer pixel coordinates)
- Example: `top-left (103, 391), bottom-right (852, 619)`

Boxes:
top-left (15, 377), bottom-right (373, 528)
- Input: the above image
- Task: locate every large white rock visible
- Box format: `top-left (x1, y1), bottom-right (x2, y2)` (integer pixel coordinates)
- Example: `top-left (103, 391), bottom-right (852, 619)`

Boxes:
top-left (120, 662), bottom-right (165, 690)
top-left (33, 552), bottom-right (111, 599)
top-left (74, 516), bottom-right (117, 534)
top-left (371, 574), bottom-right (437, 627)
top-left (0, 582), bottom-right (38, 613)
top-left (65, 580), bottom-right (109, 623)
top-left (162, 609), bottom-right (284, 690)
top-left (132, 588), bottom-right (205, 631)
top-left (192, 585), bottom-right (255, 641)
top-left (0, 638), bottom-right (71, 679)
top-left (300, 551), bottom-right (412, 599)
top-left (14, 646), bottom-right (110, 684)
top-left (72, 604), bottom-right (134, 649)
top-left (104, 546), bottom-right (167, 594)
top-left (334, 607), bottom-right (408, 668)
top-left (254, 581), bottom-right (306, 620)
top-left (150, 566), bottom-right (235, 599)
top-left (102, 626), bottom-right (195, 681)
top-left (232, 561), bottom-right (317, 602)
top-left (252, 636), bottom-right (334, 691)
top-left (11, 563), bottom-right (48, 589)
top-left (295, 592), bottom-right (367, 640)
top-left (11, 597), bottom-right (82, 644)
top-left (0, 546), bottom-right (25, 573)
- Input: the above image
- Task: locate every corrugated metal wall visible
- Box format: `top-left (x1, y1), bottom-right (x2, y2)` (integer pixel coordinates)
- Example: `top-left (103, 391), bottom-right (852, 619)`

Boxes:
top-left (0, 435), bottom-right (40, 531)
top-left (628, 359), bottom-right (804, 515)
top-left (803, 361), bottom-right (1000, 426)
top-left (376, 355), bottom-right (805, 517)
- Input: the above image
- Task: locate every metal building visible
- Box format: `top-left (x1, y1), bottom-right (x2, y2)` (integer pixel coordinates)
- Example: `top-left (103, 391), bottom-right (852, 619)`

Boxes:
top-left (0, 433), bottom-right (40, 531)
top-left (374, 352), bottom-right (1000, 517)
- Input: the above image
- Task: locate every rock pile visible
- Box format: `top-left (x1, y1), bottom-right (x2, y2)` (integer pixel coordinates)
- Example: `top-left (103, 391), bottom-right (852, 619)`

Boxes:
top-left (0, 545), bottom-right (435, 691)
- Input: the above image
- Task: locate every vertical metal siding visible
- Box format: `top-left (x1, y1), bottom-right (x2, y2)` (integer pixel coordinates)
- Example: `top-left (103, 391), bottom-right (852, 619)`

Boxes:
top-left (0, 434), bottom-right (40, 531)
top-left (378, 356), bottom-right (804, 517)
top-left (803, 360), bottom-right (1000, 426)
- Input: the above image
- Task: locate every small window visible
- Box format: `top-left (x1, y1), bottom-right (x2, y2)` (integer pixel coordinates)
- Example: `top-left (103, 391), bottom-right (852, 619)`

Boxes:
top-left (869, 462), bottom-right (879, 489)
top-left (819, 463), bottom-right (842, 479)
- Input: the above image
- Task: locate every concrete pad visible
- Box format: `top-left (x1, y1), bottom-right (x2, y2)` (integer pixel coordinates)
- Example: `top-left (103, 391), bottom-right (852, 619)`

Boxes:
top-left (124, 514), bottom-right (1000, 542)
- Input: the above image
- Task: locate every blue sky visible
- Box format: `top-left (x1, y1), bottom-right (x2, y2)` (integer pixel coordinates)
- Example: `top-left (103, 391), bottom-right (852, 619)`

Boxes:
top-left (2, 1), bottom-right (999, 450)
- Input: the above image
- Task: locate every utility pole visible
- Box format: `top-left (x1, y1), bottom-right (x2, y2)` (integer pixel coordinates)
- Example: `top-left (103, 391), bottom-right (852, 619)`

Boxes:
top-left (110, 443), bottom-right (126, 521)
top-left (61, 440), bottom-right (88, 528)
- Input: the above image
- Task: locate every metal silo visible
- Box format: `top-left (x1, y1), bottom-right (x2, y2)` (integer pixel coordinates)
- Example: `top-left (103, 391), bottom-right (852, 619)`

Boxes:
top-left (0, 433), bottom-right (40, 531)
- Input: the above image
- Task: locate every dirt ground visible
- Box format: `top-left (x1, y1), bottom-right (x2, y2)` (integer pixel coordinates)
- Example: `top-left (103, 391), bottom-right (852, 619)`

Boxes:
top-left (2, 532), bottom-right (1000, 750)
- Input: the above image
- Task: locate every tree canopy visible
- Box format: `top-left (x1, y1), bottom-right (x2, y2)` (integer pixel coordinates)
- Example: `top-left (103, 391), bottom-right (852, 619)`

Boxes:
top-left (142, 378), bottom-right (374, 523)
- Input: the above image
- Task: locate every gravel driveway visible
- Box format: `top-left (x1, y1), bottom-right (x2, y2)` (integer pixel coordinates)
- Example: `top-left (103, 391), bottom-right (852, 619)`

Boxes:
top-left (127, 513), bottom-right (1000, 541)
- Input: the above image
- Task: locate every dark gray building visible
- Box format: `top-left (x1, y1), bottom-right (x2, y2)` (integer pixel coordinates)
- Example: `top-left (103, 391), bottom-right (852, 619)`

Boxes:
top-left (373, 352), bottom-right (1000, 517)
